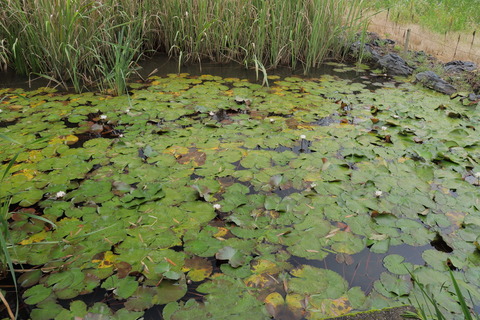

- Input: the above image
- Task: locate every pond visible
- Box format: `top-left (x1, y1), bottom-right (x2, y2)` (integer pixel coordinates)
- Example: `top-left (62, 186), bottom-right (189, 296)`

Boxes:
top-left (1, 58), bottom-right (480, 319)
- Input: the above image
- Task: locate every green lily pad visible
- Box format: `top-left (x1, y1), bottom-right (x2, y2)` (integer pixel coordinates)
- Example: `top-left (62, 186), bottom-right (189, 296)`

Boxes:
top-left (101, 275), bottom-right (139, 299)
top-left (23, 285), bottom-right (53, 305)
top-left (383, 254), bottom-right (413, 275)
top-left (289, 265), bottom-right (348, 299)
top-left (216, 246), bottom-right (246, 268)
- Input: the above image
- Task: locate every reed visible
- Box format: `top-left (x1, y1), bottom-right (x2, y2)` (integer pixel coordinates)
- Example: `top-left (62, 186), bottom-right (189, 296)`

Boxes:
top-left (0, 0), bottom-right (367, 94)
top-left (0, 39), bottom-right (7, 71)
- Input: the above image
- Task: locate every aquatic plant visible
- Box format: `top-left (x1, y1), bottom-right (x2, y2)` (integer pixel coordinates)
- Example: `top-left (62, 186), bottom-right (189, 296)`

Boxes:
top-left (405, 269), bottom-right (480, 320)
top-left (0, 0), bottom-right (148, 93)
top-left (1, 65), bottom-right (480, 318)
top-left (0, 134), bottom-right (56, 320)
top-left (0, 39), bottom-right (7, 71)
top-left (0, 134), bottom-right (22, 320)
top-left (91, 24), bottom-right (143, 96)
top-left (0, 0), bottom-right (367, 93)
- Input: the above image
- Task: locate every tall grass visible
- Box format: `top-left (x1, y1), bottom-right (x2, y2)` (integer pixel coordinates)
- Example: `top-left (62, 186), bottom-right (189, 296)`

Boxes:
top-left (156, 0), bottom-right (368, 70)
top-left (0, 0), bottom-right (367, 94)
top-left (0, 0), bottom-right (148, 93)
top-left (0, 39), bottom-right (7, 71)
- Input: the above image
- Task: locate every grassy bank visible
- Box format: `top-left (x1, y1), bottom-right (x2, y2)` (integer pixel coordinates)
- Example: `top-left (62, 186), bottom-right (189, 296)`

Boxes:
top-left (368, 0), bottom-right (479, 34)
top-left (0, 0), bottom-right (367, 94)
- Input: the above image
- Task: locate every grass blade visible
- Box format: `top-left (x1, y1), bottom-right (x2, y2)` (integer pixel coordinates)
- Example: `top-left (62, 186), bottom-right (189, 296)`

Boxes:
top-left (449, 270), bottom-right (474, 320)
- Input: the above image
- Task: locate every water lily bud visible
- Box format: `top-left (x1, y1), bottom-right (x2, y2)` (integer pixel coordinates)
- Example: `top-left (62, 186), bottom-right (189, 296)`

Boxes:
top-left (125, 109), bottom-right (130, 113)
top-left (270, 118), bottom-right (275, 122)
top-left (392, 115), bottom-right (400, 119)
top-left (100, 114), bottom-right (107, 120)
top-left (300, 135), bottom-right (306, 139)
top-left (213, 204), bottom-right (221, 210)
top-left (56, 191), bottom-right (66, 198)
top-left (375, 190), bottom-right (383, 197)
top-left (381, 126), bottom-right (387, 131)
top-left (474, 172), bottom-right (480, 178)
top-left (0, 109), bottom-right (2, 113)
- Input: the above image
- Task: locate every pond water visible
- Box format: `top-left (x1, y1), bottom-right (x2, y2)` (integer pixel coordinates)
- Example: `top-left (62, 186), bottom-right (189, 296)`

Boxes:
top-left (1, 57), bottom-right (480, 320)
top-left (0, 54), bottom-right (380, 90)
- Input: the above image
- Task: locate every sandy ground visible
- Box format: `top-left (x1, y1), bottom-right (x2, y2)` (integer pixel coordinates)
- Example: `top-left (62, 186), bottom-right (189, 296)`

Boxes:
top-left (368, 11), bottom-right (480, 65)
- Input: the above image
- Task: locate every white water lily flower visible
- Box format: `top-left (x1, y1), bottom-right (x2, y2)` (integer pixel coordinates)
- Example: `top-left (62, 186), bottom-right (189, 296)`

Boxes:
top-left (300, 135), bottom-right (306, 139)
top-left (474, 172), bottom-right (480, 178)
top-left (100, 114), bottom-right (107, 120)
top-left (381, 126), bottom-right (387, 131)
top-left (209, 111), bottom-right (215, 116)
top-left (0, 109), bottom-right (2, 113)
top-left (392, 115), bottom-right (400, 119)
top-left (310, 183), bottom-right (317, 188)
top-left (213, 204), bottom-right (221, 210)
top-left (56, 191), bottom-right (66, 198)
top-left (375, 190), bottom-right (383, 197)
top-left (270, 118), bottom-right (275, 122)
top-left (125, 109), bottom-right (130, 113)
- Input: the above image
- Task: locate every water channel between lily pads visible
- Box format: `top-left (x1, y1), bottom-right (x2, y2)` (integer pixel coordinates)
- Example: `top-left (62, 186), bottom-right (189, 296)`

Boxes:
top-left (1, 56), bottom-right (480, 319)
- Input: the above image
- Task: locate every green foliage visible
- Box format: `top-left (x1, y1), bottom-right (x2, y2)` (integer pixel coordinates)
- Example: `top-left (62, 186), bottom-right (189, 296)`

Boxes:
top-left (368, 0), bottom-right (480, 33)
top-left (0, 134), bottom-right (55, 319)
top-left (0, 0), bottom-right (368, 93)
top-left (1, 69), bottom-right (480, 318)
top-left (0, 0), bottom-right (147, 93)
top-left (406, 269), bottom-right (480, 320)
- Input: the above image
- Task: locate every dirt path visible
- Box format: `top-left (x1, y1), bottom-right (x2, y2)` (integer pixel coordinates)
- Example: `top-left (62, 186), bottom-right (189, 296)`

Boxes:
top-left (368, 11), bottom-right (480, 64)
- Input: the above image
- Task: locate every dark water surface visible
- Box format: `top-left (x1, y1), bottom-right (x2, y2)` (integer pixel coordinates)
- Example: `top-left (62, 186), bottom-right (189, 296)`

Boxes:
top-left (0, 54), bottom-right (378, 91)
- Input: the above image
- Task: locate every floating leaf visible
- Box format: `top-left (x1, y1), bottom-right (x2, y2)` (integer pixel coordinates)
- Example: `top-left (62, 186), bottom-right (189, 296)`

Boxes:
top-left (289, 265), bottom-right (348, 299)
top-left (265, 292), bottom-right (304, 320)
top-left (216, 246), bottom-right (245, 268)
top-left (19, 229), bottom-right (48, 245)
top-left (309, 295), bottom-right (352, 318)
top-left (183, 257), bottom-right (213, 281)
top-left (374, 272), bottom-right (411, 297)
top-left (92, 251), bottom-right (117, 269)
top-left (102, 275), bottom-right (139, 299)
top-left (23, 285), bottom-right (52, 305)
top-left (383, 254), bottom-right (413, 275)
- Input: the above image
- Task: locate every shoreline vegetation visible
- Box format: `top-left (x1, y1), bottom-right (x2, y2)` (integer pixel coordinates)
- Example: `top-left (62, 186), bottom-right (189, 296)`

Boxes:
top-left (0, 0), bottom-right (367, 95)
top-left (369, 0), bottom-right (479, 34)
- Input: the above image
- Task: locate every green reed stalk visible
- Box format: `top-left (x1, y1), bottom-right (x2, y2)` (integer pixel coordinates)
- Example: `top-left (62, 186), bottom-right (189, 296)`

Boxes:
top-left (0, 39), bottom-right (7, 71)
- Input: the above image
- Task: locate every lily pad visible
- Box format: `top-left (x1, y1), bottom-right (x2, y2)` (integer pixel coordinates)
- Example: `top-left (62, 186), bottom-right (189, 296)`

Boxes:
top-left (23, 285), bottom-right (53, 305)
